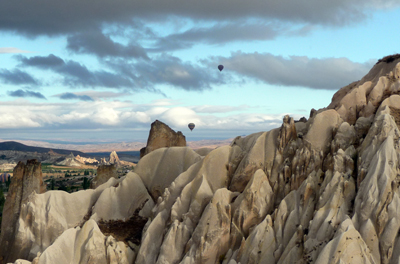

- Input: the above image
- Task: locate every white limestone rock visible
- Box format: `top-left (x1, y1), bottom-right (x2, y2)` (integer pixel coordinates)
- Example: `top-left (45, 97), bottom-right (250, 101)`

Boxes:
top-left (30, 220), bottom-right (134, 264)
top-left (231, 169), bottom-right (274, 237)
top-left (134, 147), bottom-right (202, 200)
top-left (136, 146), bottom-right (232, 264)
top-left (304, 109), bottom-right (342, 152)
top-left (314, 219), bottom-right (375, 264)
top-left (90, 172), bottom-right (153, 221)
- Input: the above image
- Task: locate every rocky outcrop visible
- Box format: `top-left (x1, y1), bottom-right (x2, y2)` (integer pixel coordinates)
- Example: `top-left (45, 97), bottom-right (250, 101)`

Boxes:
top-left (140, 120), bottom-right (186, 158)
top-left (5, 55), bottom-right (400, 264)
top-left (99, 151), bottom-right (136, 168)
top-left (109, 151), bottom-right (120, 164)
top-left (56, 153), bottom-right (84, 167)
top-left (91, 164), bottom-right (118, 189)
top-left (0, 159), bottom-right (46, 264)
top-left (134, 147), bottom-right (202, 201)
top-left (75, 155), bottom-right (98, 165)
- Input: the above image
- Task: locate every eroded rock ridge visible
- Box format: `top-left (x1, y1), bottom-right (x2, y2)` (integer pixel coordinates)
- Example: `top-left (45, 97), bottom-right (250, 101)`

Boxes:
top-left (3, 56), bottom-right (400, 263)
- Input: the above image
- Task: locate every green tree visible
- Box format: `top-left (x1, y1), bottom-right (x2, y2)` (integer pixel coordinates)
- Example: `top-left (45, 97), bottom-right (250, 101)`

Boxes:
top-left (82, 177), bottom-right (91, 190)
top-left (51, 178), bottom-right (55, 190)
top-left (58, 184), bottom-right (68, 192)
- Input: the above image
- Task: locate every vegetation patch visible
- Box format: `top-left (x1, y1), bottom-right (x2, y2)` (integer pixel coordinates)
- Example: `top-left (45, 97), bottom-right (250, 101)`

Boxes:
top-left (376, 54), bottom-right (400, 64)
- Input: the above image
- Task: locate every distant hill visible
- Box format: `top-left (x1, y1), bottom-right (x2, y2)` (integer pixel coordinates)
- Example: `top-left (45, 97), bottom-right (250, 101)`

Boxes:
top-left (0, 141), bottom-right (87, 156)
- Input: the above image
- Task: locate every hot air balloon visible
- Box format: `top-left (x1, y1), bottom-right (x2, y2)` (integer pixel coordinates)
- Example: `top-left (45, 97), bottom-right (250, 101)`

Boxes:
top-left (188, 123), bottom-right (195, 131)
top-left (218, 65), bottom-right (224, 71)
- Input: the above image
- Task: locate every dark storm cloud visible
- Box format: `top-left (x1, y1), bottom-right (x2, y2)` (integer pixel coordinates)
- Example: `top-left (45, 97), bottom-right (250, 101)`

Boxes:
top-left (16, 54), bottom-right (64, 68)
top-left (152, 22), bottom-right (282, 51)
top-left (18, 54), bottom-right (136, 89)
top-left (108, 55), bottom-right (224, 91)
top-left (0, 69), bottom-right (39, 85)
top-left (58, 92), bottom-right (94, 101)
top-left (66, 30), bottom-right (149, 59)
top-left (0, 0), bottom-right (397, 37)
top-left (7, 89), bottom-right (46, 99)
top-left (214, 52), bottom-right (373, 90)
top-left (17, 54), bottom-right (220, 91)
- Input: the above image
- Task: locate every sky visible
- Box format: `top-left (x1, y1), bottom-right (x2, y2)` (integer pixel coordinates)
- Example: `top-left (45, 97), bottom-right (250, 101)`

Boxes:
top-left (1, 0), bottom-right (400, 144)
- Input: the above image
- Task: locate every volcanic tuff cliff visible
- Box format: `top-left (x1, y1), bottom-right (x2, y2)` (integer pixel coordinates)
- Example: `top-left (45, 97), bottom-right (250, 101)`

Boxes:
top-left (3, 55), bottom-right (400, 264)
top-left (0, 160), bottom-right (46, 263)
top-left (140, 119), bottom-right (186, 158)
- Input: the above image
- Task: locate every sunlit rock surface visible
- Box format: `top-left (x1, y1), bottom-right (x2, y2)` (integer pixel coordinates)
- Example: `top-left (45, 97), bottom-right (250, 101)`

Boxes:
top-left (140, 119), bottom-right (186, 158)
top-left (91, 164), bottom-right (118, 189)
top-left (4, 56), bottom-right (400, 263)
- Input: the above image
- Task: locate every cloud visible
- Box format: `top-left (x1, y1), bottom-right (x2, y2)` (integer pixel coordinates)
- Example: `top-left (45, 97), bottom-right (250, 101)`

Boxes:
top-left (18, 54), bottom-right (136, 89)
top-left (150, 22), bottom-right (316, 52)
top-left (212, 52), bottom-right (373, 90)
top-left (66, 30), bottom-right (149, 59)
top-left (113, 55), bottom-right (225, 91)
top-left (0, 99), bottom-right (289, 139)
top-left (17, 54), bottom-right (221, 91)
top-left (7, 89), bottom-right (46, 99)
top-left (58, 92), bottom-right (94, 101)
top-left (61, 90), bottom-right (130, 100)
top-left (191, 104), bottom-right (249, 113)
top-left (0, 47), bottom-right (31, 53)
top-left (0, 69), bottom-right (39, 85)
top-left (17, 54), bottom-right (64, 68)
top-left (0, 0), bottom-right (398, 37)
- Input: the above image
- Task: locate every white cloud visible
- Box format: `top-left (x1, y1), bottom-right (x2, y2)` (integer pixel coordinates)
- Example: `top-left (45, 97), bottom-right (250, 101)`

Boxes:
top-left (92, 107), bottom-right (120, 125)
top-left (0, 113), bottom-right (40, 128)
top-left (60, 111), bottom-right (91, 122)
top-left (120, 111), bottom-right (151, 123)
top-left (144, 106), bottom-right (170, 116)
top-left (0, 99), bottom-right (303, 140)
top-left (191, 104), bottom-right (249, 113)
top-left (0, 47), bottom-right (31, 53)
top-left (149, 98), bottom-right (178, 106)
top-left (159, 107), bottom-right (200, 127)
top-left (214, 52), bottom-right (374, 90)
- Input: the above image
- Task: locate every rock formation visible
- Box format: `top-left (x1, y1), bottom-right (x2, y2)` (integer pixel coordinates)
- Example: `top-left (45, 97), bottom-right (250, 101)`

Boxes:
top-left (140, 119), bottom-right (186, 158)
top-left (100, 151), bottom-right (135, 168)
top-left (4, 55), bottom-right (400, 264)
top-left (75, 155), bottom-right (98, 165)
top-left (91, 164), bottom-right (118, 189)
top-left (109, 151), bottom-right (120, 164)
top-left (55, 153), bottom-right (84, 167)
top-left (0, 159), bottom-right (46, 264)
